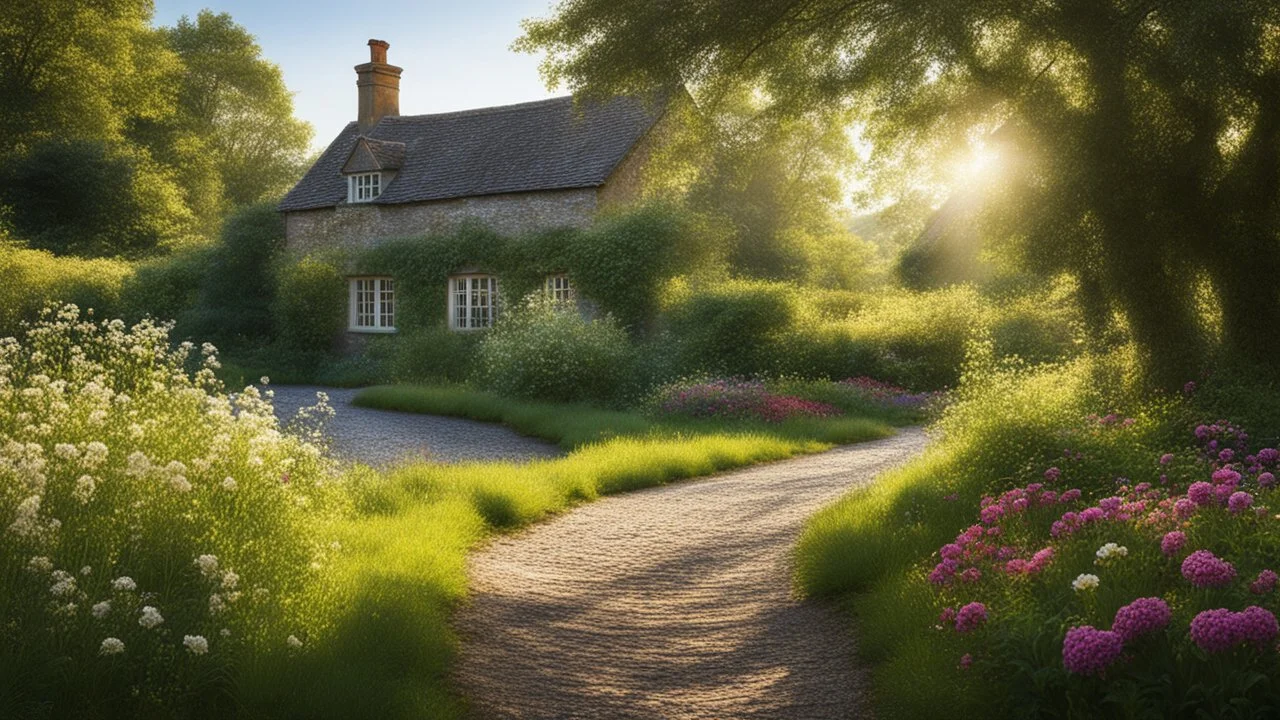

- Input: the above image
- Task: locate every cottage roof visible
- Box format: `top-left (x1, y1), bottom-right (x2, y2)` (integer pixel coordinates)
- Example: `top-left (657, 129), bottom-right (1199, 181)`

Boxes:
top-left (279, 93), bottom-right (669, 211)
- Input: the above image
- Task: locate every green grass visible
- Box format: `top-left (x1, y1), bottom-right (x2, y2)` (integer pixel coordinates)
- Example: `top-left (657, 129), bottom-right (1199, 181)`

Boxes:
top-left (257, 384), bottom-right (899, 719)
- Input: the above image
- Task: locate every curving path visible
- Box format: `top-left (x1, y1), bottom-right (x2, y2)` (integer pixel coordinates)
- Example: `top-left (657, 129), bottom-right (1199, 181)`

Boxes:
top-left (455, 428), bottom-right (929, 719)
top-left (267, 385), bottom-right (562, 466)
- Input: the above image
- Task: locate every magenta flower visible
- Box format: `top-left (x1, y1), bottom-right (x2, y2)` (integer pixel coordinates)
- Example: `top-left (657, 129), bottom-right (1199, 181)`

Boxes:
top-left (1173, 498), bottom-right (1197, 518)
top-left (939, 606), bottom-right (957, 624)
top-left (1160, 453), bottom-right (1175, 465)
top-left (1062, 625), bottom-right (1124, 675)
top-left (954, 602), bottom-right (988, 633)
top-left (1250, 570), bottom-right (1278, 595)
top-left (1160, 531), bottom-right (1187, 557)
top-left (1111, 597), bottom-right (1171, 642)
top-left (939, 543), bottom-right (963, 560)
top-left (1228, 491), bottom-right (1254, 514)
top-left (1044, 467), bottom-right (1061, 482)
top-left (1190, 606), bottom-right (1279, 653)
top-left (1181, 550), bottom-right (1237, 588)
top-left (980, 504), bottom-right (1003, 525)
top-left (1260, 472), bottom-right (1276, 488)
top-left (958, 653), bottom-right (973, 670)
top-left (1187, 482), bottom-right (1215, 506)
top-left (1060, 488), bottom-right (1082, 503)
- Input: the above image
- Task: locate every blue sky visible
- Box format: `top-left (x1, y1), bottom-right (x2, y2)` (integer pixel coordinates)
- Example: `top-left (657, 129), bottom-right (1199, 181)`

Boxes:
top-left (153, 0), bottom-right (564, 150)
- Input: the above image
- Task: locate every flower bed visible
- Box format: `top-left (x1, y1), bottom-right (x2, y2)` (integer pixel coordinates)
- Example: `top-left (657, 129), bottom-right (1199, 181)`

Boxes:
top-left (0, 306), bottom-right (342, 714)
top-left (652, 378), bottom-right (841, 423)
top-left (839, 376), bottom-right (940, 411)
top-left (925, 415), bottom-right (1280, 714)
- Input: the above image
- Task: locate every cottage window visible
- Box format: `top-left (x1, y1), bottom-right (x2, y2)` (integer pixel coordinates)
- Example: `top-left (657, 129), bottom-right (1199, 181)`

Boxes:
top-left (348, 172), bottom-right (381, 203)
top-left (448, 275), bottom-right (498, 330)
top-left (545, 274), bottom-right (573, 302)
top-left (349, 277), bottom-right (395, 332)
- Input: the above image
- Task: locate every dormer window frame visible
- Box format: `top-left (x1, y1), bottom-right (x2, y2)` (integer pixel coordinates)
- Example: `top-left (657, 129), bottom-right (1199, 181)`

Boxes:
top-left (348, 172), bottom-right (382, 203)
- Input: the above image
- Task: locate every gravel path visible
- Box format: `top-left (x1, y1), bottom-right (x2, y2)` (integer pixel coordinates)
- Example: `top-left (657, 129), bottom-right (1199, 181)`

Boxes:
top-left (455, 428), bottom-right (929, 719)
top-left (267, 385), bottom-right (562, 466)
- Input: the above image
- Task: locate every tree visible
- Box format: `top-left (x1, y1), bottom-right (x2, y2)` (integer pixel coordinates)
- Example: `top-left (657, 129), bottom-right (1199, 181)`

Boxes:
top-left (519, 0), bottom-right (1280, 386)
top-left (0, 140), bottom-right (195, 258)
top-left (160, 11), bottom-right (312, 211)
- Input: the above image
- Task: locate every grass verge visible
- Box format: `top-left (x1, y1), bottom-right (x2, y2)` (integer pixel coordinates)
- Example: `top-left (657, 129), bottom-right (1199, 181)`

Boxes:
top-left (250, 384), bottom-right (899, 719)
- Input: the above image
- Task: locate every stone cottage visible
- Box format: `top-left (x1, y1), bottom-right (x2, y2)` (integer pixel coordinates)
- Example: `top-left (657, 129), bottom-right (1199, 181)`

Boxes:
top-left (278, 39), bottom-right (680, 335)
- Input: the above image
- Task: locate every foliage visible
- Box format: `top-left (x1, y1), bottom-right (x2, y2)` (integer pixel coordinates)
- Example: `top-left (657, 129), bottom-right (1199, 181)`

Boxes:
top-left (477, 297), bottom-right (634, 404)
top-left (273, 256), bottom-right (345, 354)
top-left (183, 203), bottom-right (288, 349)
top-left (384, 329), bottom-right (480, 385)
top-left (0, 1), bottom-right (310, 251)
top-left (0, 241), bottom-right (131, 336)
top-left (0, 140), bottom-right (197, 258)
top-left (0, 306), bottom-right (342, 717)
top-left (119, 247), bottom-right (210, 326)
top-left (518, 0), bottom-right (1280, 388)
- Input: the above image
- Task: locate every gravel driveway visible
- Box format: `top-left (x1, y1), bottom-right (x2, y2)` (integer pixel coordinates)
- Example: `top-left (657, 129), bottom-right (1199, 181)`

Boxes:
top-left (455, 428), bottom-right (929, 719)
top-left (267, 385), bottom-right (562, 466)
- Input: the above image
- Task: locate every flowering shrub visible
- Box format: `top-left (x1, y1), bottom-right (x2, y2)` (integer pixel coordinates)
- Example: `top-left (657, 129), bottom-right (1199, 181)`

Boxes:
top-left (0, 306), bottom-right (343, 715)
top-left (920, 413), bottom-right (1280, 715)
top-left (838, 376), bottom-right (940, 411)
top-left (650, 378), bottom-right (841, 423)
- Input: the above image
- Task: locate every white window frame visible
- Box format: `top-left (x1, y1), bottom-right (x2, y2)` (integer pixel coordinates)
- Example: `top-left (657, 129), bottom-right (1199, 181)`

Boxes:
top-left (545, 273), bottom-right (574, 302)
top-left (447, 274), bottom-right (499, 331)
top-left (348, 277), bottom-right (396, 333)
top-left (347, 172), bottom-right (381, 203)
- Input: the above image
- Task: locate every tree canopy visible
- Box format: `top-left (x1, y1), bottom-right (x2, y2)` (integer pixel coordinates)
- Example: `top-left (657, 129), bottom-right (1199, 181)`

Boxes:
top-left (520, 0), bottom-right (1280, 385)
top-left (0, 2), bottom-right (310, 257)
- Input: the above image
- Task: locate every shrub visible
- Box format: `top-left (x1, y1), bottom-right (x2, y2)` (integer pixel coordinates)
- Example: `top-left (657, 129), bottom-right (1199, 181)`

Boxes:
top-left (0, 241), bottom-right (131, 336)
top-left (119, 247), bottom-right (210, 326)
top-left (0, 306), bottom-right (342, 717)
top-left (274, 256), bottom-right (345, 354)
top-left (387, 328), bottom-right (482, 384)
top-left (662, 279), bottom-right (801, 378)
top-left (477, 297), bottom-right (632, 404)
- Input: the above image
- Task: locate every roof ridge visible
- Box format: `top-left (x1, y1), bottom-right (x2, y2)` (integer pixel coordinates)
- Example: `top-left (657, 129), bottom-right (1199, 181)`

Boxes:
top-left (382, 95), bottom-right (579, 124)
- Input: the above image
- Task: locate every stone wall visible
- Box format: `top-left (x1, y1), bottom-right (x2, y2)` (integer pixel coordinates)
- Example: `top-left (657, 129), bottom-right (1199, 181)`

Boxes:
top-left (284, 187), bottom-right (599, 256)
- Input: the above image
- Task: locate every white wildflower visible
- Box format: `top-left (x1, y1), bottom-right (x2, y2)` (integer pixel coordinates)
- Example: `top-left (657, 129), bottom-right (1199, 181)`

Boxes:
top-left (1072, 573), bottom-right (1100, 592)
top-left (170, 475), bottom-right (192, 493)
top-left (221, 570), bottom-right (239, 590)
top-left (220, 628), bottom-right (231, 638)
top-left (82, 441), bottom-right (108, 467)
top-left (1095, 543), bottom-right (1129, 564)
top-left (27, 556), bottom-right (53, 573)
top-left (209, 593), bottom-right (226, 614)
top-left (286, 635), bottom-right (303, 650)
top-left (138, 605), bottom-right (164, 629)
top-left (221, 476), bottom-right (237, 491)
top-left (49, 570), bottom-right (76, 596)
top-left (195, 554), bottom-right (219, 578)
top-left (8, 495), bottom-right (42, 537)
top-left (88, 409), bottom-right (108, 426)
top-left (53, 443), bottom-right (79, 460)
top-left (112, 576), bottom-right (137, 592)
top-left (73, 475), bottom-right (96, 504)
top-left (260, 376), bottom-right (270, 386)
top-left (80, 566), bottom-right (92, 576)
top-left (183, 635), bottom-right (209, 655)
top-left (91, 601), bottom-right (111, 619)
top-left (125, 451), bottom-right (151, 477)
top-left (99, 637), bottom-right (125, 656)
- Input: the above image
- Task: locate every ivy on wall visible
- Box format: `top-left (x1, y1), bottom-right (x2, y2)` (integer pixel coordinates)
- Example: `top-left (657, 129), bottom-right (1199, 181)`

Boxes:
top-left (349, 203), bottom-right (703, 334)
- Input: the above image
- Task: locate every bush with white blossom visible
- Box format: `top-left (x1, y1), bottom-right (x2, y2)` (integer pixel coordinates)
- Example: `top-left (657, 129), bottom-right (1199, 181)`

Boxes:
top-left (0, 306), bottom-right (343, 715)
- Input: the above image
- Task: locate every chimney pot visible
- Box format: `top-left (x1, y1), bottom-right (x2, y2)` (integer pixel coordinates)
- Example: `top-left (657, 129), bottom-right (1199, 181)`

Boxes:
top-left (356, 39), bottom-right (402, 131)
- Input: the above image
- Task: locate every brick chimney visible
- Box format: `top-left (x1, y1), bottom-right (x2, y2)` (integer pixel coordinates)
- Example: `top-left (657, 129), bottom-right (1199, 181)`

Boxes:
top-left (356, 39), bottom-right (402, 131)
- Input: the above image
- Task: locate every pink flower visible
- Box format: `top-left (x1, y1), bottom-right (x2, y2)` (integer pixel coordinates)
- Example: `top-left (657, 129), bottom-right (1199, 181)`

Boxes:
top-left (980, 504), bottom-right (1004, 525)
top-left (1059, 488), bottom-right (1081, 503)
top-left (1159, 453), bottom-right (1175, 465)
top-left (1187, 482), bottom-right (1215, 506)
top-left (958, 567), bottom-right (982, 583)
top-left (1062, 626), bottom-right (1124, 675)
top-left (1111, 597), bottom-right (1171, 642)
top-left (1260, 472), bottom-right (1276, 488)
top-left (1173, 498), bottom-right (1197, 518)
top-left (939, 543), bottom-right (963, 560)
top-left (958, 653), bottom-right (973, 670)
top-left (1181, 550), bottom-right (1237, 588)
top-left (939, 607), bottom-right (957, 624)
top-left (954, 602), bottom-right (988, 633)
top-left (1228, 491), bottom-right (1254, 514)
top-left (1160, 531), bottom-right (1186, 557)
top-left (1044, 467), bottom-right (1061, 482)
top-left (1250, 570), bottom-right (1278, 595)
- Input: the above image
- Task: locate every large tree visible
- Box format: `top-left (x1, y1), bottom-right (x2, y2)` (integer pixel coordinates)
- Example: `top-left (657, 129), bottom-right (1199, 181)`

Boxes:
top-left (520, 0), bottom-right (1280, 385)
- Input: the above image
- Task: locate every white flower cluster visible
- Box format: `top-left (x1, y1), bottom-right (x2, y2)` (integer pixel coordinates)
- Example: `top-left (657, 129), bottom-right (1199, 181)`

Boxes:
top-left (139, 605), bottom-right (164, 629)
top-left (1072, 573), bottom-right (1101, 592)
top-left (183, 635), bottom-right (209, 655)
top-left (1094, 542), bottom-right (1129, 564)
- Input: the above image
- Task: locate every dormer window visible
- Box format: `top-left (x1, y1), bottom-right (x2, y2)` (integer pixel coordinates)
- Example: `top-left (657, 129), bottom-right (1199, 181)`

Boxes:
top-left (348, 172), bottom-right (381, 203)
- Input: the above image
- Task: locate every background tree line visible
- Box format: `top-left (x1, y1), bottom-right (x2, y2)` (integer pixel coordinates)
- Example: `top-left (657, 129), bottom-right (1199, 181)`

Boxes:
top-left (0, 0), bottom-right (311, 258)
